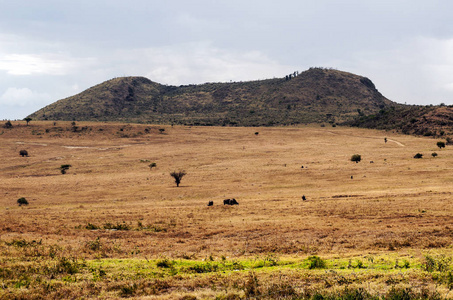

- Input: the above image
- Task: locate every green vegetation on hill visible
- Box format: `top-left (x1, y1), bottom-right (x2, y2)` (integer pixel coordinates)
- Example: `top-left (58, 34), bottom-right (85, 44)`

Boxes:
top-left (28, 68), bottom-right (393, 126)
top-left (347, 105), bottom-right (453, 138)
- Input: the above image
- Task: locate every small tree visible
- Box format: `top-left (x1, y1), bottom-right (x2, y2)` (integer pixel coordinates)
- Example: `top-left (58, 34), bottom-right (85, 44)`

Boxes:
top-left (170, 170), bottom-right (186, 187)
top-left (159, 128), bottom-right (165, 134)
top-left (17, 197), bottom-right (29, 206)
top-left (149, 162), bottom-right (157, 170)
top-left (351, 154), bottom-right (361, 163)
top-left (384, 137), bottom-right (387, 143)
top-left (437, 141), bottom-right (446, 150)
top-left (432, 152), bottom-right (438, 158)
top-left (414, 153), bottom-right (423, 159)
top-left (60, 164), bottom-right (72, 174)
top-left (24, 117), bottom-right (32, 126)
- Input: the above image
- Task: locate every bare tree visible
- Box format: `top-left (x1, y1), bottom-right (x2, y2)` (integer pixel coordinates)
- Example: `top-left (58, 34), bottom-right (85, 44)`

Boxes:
top-left (170, 170), bottom-right (186, 187)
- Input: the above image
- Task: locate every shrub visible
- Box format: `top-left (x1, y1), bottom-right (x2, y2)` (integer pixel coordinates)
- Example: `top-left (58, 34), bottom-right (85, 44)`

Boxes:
top-left (85, 237), bottom-right (102, 251)
top-left (243, 272), bottom-right (261, 298)
top-left (307, 255), bottom-right (326, 269)
top-left (414, 153), bottom-right (423, 159)
top-left (170, 170), bottom-right (186, 187)
top-left (3, 121), bottom-right (13, 128)
top-left (156, 258), bottom-right (173, 268)
top-left (17, 197), bottom-right (29, 206)
top-left (149, 162), bottom-right (157, 169)
top-left (432, 152), bottom-right (438, 158)
top-left (350, 154), bottom-right (361, 163)
top-left (103, 222), bottom-right (130, 230)
top-left (424, 254), bottom-right (451, 272)
top-left (60, 164), bottom-right (72, 174)
top-left (437, 141), bottom-right (446, 149)
top-left (85, 223), bottom-right (100, 230)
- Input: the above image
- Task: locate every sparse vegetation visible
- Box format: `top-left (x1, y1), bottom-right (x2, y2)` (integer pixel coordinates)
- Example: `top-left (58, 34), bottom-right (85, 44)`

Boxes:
top-left (2, 123), bottom-right (453, 298)
top-left (60, 164), bottom-right (72, 174)
top-left (17, 197), bottom-right (29, 206)
top-left (170, 170), bottom-right (186, 187)
top-left (307, 255), bottom-right (326, 269)
top-left (4, 120), bottom-right (13, 128)
top-left (24, 117), bottom-right (32, 126)
top-left (351, 154), bottom-right (361, 162)
top-left (149, 162), bottom-right (157, 169)
top-left (28, 69), bottom-right (392, 126)
top-left (437, 141), bottom-right (446, 149)
top-left (414, 153), bottom-right (423, 159)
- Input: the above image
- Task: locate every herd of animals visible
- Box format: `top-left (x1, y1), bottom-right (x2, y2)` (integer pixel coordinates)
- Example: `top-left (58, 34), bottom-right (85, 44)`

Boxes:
top-left (208, 196), bottom-right (307, 206)
top-left (208, 198), bottom-right (239, 206)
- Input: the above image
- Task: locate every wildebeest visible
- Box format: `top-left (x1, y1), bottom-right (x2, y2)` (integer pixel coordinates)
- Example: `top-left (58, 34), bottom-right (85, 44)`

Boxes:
top-left (19, 150), bottom-right (28, 157)
top-left (223, 198), bottom-right (239, 205)
top-left (207, 201), bottom-right (213, 206)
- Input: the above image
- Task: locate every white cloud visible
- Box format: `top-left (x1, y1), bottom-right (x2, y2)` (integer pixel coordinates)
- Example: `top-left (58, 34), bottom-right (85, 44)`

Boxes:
top-left (0, 53), bottom-right (88, 76)
top-left (327, 36), bottom-right (453, 104)
top-left (0, 87), bottom-right (50, 107)
top-left (107, 43), bottom-right (292, 85)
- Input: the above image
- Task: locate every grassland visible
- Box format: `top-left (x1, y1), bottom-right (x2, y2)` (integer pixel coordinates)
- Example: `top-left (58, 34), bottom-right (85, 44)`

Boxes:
top-left (1, 121), bottom-right (453, 299)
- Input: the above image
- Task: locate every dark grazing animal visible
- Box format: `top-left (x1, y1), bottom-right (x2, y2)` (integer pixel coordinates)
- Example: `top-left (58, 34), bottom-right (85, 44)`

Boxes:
top-left (207, 201), bottom-right (213, 206)
top-left (223, 198), bottom-right (239, 205)
top-left (302, 195), bottom-right (306, 201)
top-left (19, 150), bottom-right (28, 157)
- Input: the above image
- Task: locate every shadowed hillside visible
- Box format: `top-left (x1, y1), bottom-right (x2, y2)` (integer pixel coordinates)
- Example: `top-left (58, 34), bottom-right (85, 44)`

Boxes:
top-left (347, 104), bottom-right (453, 138)
top-left (29, 68), bottom-right (394, 126)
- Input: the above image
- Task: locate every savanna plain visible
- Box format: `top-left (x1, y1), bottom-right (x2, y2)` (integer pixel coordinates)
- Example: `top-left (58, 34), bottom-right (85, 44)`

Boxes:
top-left (1, 122), bottom-right (453, 299)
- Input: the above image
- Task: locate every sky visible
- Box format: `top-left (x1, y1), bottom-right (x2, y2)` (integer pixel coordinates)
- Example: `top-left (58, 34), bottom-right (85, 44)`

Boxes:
top-left (1, 0), bottom-right (453, 120)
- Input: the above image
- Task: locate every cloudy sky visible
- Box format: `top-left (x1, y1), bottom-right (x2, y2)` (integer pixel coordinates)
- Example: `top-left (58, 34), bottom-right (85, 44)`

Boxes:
top-left (1, 0), bottom-right (453, 120)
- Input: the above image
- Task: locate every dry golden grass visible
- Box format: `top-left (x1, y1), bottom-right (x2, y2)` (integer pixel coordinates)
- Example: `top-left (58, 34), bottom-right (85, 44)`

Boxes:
top-left (1, 121), bottom-right (452, 258)
top-left (1, 121), bottom-right (453, 298)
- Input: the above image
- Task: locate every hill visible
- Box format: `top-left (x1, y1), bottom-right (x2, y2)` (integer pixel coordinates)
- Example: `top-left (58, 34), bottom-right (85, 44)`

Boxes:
top-left (347, 104), bottom-right (453, 139)
top-left (28, 68), bottom-right (394, 126)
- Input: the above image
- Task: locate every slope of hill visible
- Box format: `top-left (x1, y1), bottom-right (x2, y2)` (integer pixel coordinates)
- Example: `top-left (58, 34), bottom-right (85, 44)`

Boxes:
top-left (347, 105), bottom-right (453, 138)
top-left (29, 68), bottom-right (394, 126)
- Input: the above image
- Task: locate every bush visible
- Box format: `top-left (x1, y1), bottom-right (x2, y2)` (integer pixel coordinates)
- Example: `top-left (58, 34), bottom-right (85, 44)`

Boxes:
top-left (351, 154), bottom-right (361, 163)
top-left (19, 150), bottom-right (28, 157)
top-left (17, 197), bottom-right (29, 206)
top-left (170, 170), bottom-right (186, 187)
top-left (414, 153), bottom-right (423, 159)
top-left (424, 254), bottom-right (451, 272)
top-left (156, 258), bottom-right (173, 268)
top-left (432, 152), bottom-right (438, 158)
top-left (437, 141), bottom-right (446, 149)
top-left (307, 255), bottom-right (326, 269)
top-left (60, 164), bottom-right (72, 174)
top-left (3, 121), bottom-right (13, 128)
